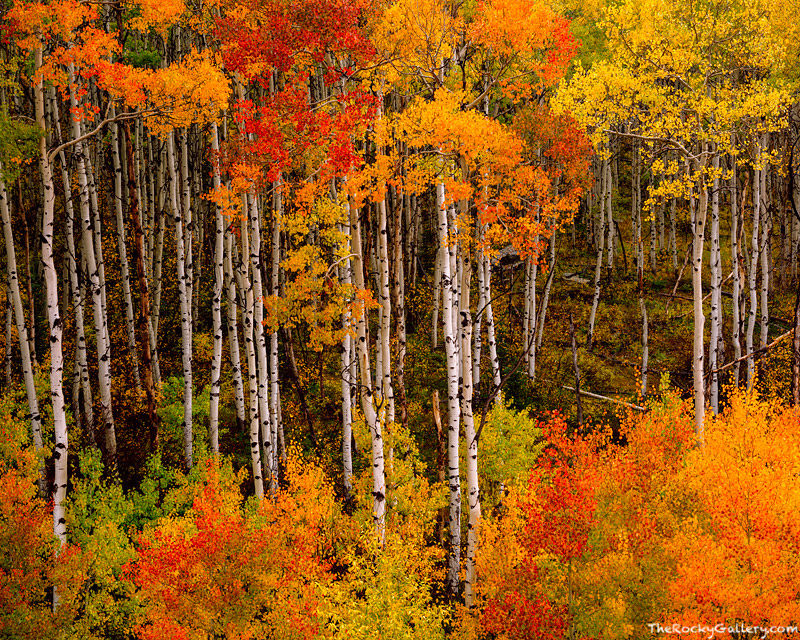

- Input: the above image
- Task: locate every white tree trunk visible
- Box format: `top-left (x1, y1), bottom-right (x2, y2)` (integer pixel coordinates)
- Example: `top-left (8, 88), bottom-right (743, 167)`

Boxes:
top-left (69, 73), bottom-right (116, 468)
top-left (759, 162), bottom-right (771, 351)
top-left (50, 90), bottom-right (94, 442)
top-left (731, 155), bottom-right (742, 386)
top-left (225, 231), bottom-right (247, 433)
top-left (588, 158), bottom-right (607, 347)
top-left (747, 155), bottom-right (762, 388)
top-left (377, 199), bottom-right (394, 424)
top-left (691, 159), bottom-right (708, 443)
top-left (35, 48), bottom-right (68, 598)
top-left (484, 252), bottom-right (501, 392)
top-left (438, 182), bottom-right (461, 593)
top-left (350, 199), bottom-right (386, 543)
top-left (339, 208), bottom-right (354, 498)
top-left (110, 115), bottom-right (141, 390)
top-left (167, 133), bottom-right (193, 469)
top-left (270, 181), bottom-right (282, 476)
top-left (461, 253), bottom-right (481, 608)
top-left (208, 124), bottom-right (224, 455)
top-left (0, 166), bottom-right (45, 493)
top-left (709, 153), bottom-right (722, 413)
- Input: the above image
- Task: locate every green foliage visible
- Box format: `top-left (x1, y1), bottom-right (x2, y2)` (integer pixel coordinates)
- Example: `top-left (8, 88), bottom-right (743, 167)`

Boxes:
top-left (156, 376), bottom-right (211, 467)
top-left (324, 533), bottom-right (450, 640)
top-left (0, 108), bottom-right (42, 183)
top-left (477, 400), bottom-right (546, 500)
top-left (64, 448), bottom-right (141, 639)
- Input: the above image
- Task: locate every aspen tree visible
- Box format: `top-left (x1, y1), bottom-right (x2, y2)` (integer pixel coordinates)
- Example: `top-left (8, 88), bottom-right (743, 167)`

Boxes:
top-left (587, 157), bottom-right (607, 348)
top-left (35, 45), bottom-right (69, 594)
top-left (747, 154), bottom-right (762, 387)
top-left (167, 133), bottom-right (194, 469)
top-left (350, 197), bottom-right (386, 543)
top-left (49, 91), bottom-right (94, 441)
top-left (69, 69), bottom-right (117, 468)
top-left (123, 118), bottom-right (159, 447)
top-left (208, 123), bottom-right (224, 455)
top-left (709, 152), bottom-right (722, 413)
top-left (730, 155), bottom-right (743, 386)
top-left (0, 166), bottom-right (44, 493)
top-left (437, 181), bottom-right (461, 593)
top-left (110, 114), bottom-right (141, 390)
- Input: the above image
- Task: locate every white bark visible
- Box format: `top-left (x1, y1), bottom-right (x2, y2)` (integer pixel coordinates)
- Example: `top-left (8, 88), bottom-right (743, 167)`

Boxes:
top-left (270, 183), bottom-right (282, 471)
top-left (340, 211), bottom-right (354, 497)
top-left (0, 166), bottom-right (45, 493)
top-left (247, 192), bottom-right (273, 492)
top-left (759, 161), bottom-right (770, 351)
top-left (730, 155), bottom-right (742, 386)
top-left (438, 182), bottom-right (461, 593)
top-left (225, 231), bottom-right (247, 432)
top-left (461, 254), bottom-right (480, 608)
top-left (377, 198), bottom-right (394, 424)
top-left (36, 49), bottom-right (68, 599)
top-left (690, 159), bottom-right (708, 442)
top-left (208, 124), bottom-right (224, 455)
top-left (747, 151), bottom-right (762, 388)
top-left (350, 199), bottom-right (386, 543)
top-left (167, 133), bottom-right (193, 469)
top-left (588, 158), bottom-right (607, 347)
top-left (110, 115), bottom-right (141, 390)
top-left (69, 71), bottom-right (116, 467)
top-left (484, 252), bottom-right (501, 392)
top-left (709, 153), bottom-right (722, 413)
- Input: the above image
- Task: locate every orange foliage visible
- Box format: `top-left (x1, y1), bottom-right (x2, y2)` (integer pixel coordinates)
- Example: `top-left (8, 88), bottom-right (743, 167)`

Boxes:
top-left (126, 455), bottom-right (339, 640)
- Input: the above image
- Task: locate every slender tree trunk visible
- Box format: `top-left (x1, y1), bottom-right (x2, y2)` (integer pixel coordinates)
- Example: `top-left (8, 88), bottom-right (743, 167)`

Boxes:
top-left (69, 72), bottom-right (116, 470)
top-left (588, 158), bottom-right (607, 348)
top-left (377, 198), bottom-right (394, 424)
top-left (709, 153), bottom-right (722, 413)
top-left (535, 225), bottom-right (557, 352)
top-left (350, 197), bottom-right (386, 544)
top-left (123, 119), bottom-right (159, 449)
top-left (731, 155), bottom-right (742, 386)
top-left (759, 162), bottom-right (771, 351)
top-left (461, 252), bottom-right (481, 608)
top-left (270, 182), bottom-right (283, 478)
top-left (438, 182), bottom-right (461, 594)
top-left (691, 158), bottom-right (709, 443)
top-left (225, 231), bottom-right (247, 432)
top-left (207, 124), bottom-right (224, 454)
top-left (569, 313), bottom-right (584, 425)
top-left (339, 205), bottom-right (354, 498)
top-left (392, 198), bottom-right (408, 431)
top-left (747, 152), bottom-right (762, 388)
top-left (0, 166), bottom-right (45, 494)
top-left (484, 251), bottom-right (501, 392)
top-left (35, 48), bottom-right (68, 602)
top-left (110, 114), bottom-right (141, 390)
top-left (167, 133), bottom-right (193, 470)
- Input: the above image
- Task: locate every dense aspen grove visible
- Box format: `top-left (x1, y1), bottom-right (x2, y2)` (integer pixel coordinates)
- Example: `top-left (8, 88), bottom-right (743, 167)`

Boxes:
top-left (3, 0), bottom-right (800, 637)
